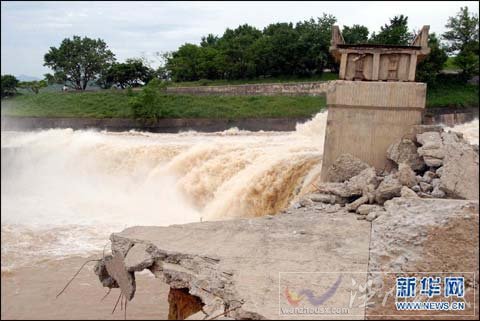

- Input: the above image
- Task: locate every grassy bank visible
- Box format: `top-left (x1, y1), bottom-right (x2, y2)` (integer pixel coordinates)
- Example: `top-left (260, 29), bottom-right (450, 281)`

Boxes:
top-left (1, 81), bottom-right (477, 119)
top-left (426, 82), bottom-right (479, 108)
top-left (1, 91), bottom-right (326, 119)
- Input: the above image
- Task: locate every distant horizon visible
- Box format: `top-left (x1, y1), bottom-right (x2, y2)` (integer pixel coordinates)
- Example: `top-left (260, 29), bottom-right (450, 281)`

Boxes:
top-left (2, 1), bottom-right (479, 78)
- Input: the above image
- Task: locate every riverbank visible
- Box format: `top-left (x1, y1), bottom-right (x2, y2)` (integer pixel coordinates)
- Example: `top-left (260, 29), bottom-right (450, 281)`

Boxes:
top-left (1, 80), bottom-right (478, 120)
top-left (0, 92), bottom-right (326, 119)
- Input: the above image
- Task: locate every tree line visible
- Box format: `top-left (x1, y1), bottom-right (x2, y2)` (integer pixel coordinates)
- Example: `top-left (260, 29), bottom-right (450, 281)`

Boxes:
top-left (1, 6), bottom-right (478, 97)
top-left (165, 8), bottom-right (478, 83)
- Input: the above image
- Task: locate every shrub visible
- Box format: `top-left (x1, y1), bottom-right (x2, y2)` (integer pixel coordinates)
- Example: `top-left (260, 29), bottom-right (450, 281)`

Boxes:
top-left (129, 79), bottom-right (168, 121)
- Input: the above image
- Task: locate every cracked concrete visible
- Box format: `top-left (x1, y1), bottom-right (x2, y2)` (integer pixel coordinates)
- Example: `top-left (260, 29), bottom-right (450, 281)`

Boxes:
top-left (98, 206), bottom-right (371, 319)
top-left (95, 197), bottom-right (479, 319)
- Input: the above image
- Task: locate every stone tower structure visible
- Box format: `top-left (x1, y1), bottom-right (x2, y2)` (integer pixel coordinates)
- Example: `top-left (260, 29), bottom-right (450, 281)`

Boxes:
top-left (320, 25), bottom-right (431, 181)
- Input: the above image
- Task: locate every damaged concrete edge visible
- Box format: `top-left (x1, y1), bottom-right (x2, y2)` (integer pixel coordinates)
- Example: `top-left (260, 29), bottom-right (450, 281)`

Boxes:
top-left (96, 233), bottom-right (266, 320)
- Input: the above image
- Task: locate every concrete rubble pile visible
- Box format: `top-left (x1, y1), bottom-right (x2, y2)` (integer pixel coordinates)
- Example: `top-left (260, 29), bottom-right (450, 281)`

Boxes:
top-left (302, 125), bottom-right (479, 222)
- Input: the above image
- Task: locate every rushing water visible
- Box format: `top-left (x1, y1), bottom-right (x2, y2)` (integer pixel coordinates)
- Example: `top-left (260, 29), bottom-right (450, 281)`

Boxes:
top-left (1, 113), bottom-right (478, 273)
top-left (0, 112), bottom-right (328, 273)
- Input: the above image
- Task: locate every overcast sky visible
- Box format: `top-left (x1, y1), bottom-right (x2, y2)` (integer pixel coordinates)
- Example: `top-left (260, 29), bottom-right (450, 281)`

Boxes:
top-left (2, 1), bottom-right (479, 78)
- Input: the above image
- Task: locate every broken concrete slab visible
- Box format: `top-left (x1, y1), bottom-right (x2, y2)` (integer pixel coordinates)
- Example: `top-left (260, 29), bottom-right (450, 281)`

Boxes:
top-left (369, 197), bottom-right (478, 272)
top-left (400, 186), bottom-right (419, 198)
top-left (325, 153), bottom-right (370, 183)
top-left (307, 193), bottom-right (345, 205)
top-left (374, 175), bottom-right (402, 205)
top-left (386, 138), bottom-right (425, 171)
top-left (396, 163), bottom-right (417, 187)
top-left (366, 197), bottom-right (479, 317)
top-left (439, 132), bottom-right (479, 200)
top-left (124, 243), bottom-right (155, 272)
top-left (417, 131), bottom-right (445, 167)
top-left (416, 131), bottom-right (443, 148)
top-left (102, 208), bottom-right (371, 320)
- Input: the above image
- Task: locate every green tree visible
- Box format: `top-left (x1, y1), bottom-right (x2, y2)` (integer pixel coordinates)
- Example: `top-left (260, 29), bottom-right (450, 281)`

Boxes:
top-left (166, 43), bottom-right (203, 81)
top-left (260, 22), bottom-right (299, 76)
top-left (416, 33), bottom-right (448, 84)
top-left (165, 15), bottom-right (337, 81)
top-left (1, 74), bottom-right (19, 97)
top-left (44, 35), bottom-right (115, 90)
top-left (217, 24), bottom-right (262, 79)
top-left (370, 15), bottom-right (413, 45)
top-left (295, 15), bottom-right (337, 75)
top-left (130, 78), bottom-right (168, 121)
top-left (18, 80), bottom-right (48, 94)
top-left (99, 58), bottom-right (155, 89)
top-left (200, 34), bottom-right (219, 47)
top-left (342, 24), bottom-right (369, 44)
top-left (442, 6), bottom-right (479, 80)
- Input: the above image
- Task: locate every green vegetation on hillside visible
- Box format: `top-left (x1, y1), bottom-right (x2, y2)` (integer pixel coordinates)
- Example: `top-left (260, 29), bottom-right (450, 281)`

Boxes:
top-left (1, 77), bottom-right (477, 120)
top-left (426, 82), bottom-right (479, 108)
top-left (443, 57), bottom-right (461, 71)
top-left (1, 91), bottom-right (326, 119)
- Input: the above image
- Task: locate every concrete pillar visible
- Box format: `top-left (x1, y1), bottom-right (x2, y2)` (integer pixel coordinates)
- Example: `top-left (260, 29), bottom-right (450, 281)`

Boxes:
top-left (320, 81), bottom-right (426, 181)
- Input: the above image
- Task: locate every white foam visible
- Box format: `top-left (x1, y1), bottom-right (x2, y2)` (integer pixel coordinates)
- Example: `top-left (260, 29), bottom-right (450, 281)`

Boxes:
top-left (1, 112), bottom-right (329, 269)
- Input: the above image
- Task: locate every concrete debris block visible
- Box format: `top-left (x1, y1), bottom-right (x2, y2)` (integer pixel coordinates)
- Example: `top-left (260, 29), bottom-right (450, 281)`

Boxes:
top-left (439, 137), bottom-right (479, 200)
top-left (365, 189), bottom-right (376, 204)
top-left (357, 204), bottom-right (383, 216)
top-left (441, 131), bottom-right (463, 144)
top-left (431, 186), bottom-right (446, 198)
top-left (347, 167), bottom-right (379, 192)
top-left (412, 185), bottom-right (421, 192)
top-left (419, 182), bottom-right (433, 193)
top-left (400, 186), bottom-right (419, 198)
top-left (417, 131), bottom-right (445, 168)
top-left (431, 178), bottom-right (441, 189)
top-left (396, 163), bottom-right (417, 187)
top-left (316, 182), bottom-right (361, 198)
top-left (422, 156), bottom-right (444, 168)
top-left (416, 131), bottom-right (443, 148)
top-left (435, 166), bottom-right (443, 177)
top-left (374, 175), bottom-right (402, 205)
top-left (124, 243), bottom-right (154, 272)
top-left (419, 147), bottom-right (445, 160)
top-left (386, 139), bottom-right (425, 171)
top-left (325, 153), bottom-right (370, 183)
top-left (346, 196), bottom-right (369, 212)
top-left (308, 193), bottom-right (339, 204)
top-left (422, 171), bottom-right (436, 183)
